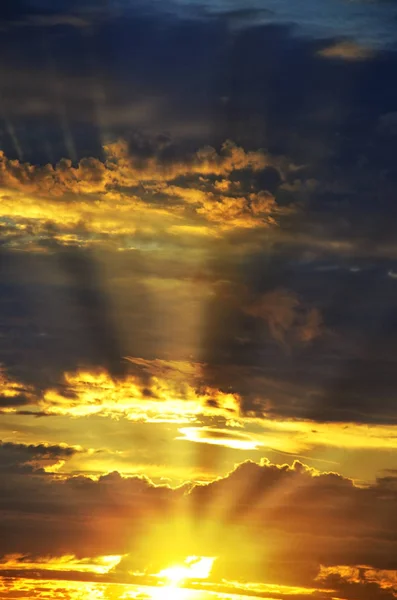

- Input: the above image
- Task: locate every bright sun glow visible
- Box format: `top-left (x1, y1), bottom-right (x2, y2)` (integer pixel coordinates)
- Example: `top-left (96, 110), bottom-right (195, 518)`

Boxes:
top-left (156, 556), bottom-right (216, 587)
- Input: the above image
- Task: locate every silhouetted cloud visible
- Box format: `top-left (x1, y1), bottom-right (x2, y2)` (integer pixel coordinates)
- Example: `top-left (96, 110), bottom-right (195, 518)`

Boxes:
top-left (0, 440), bottom-right (83, 473)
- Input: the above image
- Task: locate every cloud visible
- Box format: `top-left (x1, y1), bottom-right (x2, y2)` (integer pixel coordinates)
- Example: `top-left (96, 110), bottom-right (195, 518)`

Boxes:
top-left (0, 469), bottom-right (177, 558)
top-left (0, 393), bottom-right (31, 408)
top-left (0, 457), bottom-right (396, 598)
top-left (0, 553), bottom-right (122, 575)
top-left (252, 417), bottom-right (397, 452)
top-left (317, 40), bottom-right (376, 61)
top-left (316, 567), bottom-right (397, 599)
top-left (0, 139), bottom-right (291, 251)
top-left (317, 564), bottom-right (397, 591)
top-left (0, 369), bottom-right (36, 408)
top-left (8, 13), bottom-right (91, 28)
top-left (177, 427), bottom-right (261, 450)
top-left (0, 138), bottom-right (281, 199)
top-left (35, 365), bottom-right (242, 423)
top-left (0, 440), bottom-right (83, 473)
top-left (244, 288), bottom-right (323, 346)
top-left (4, 362), bottom-right (397, 459)
top-left (0, 6), bottom-right (396, 598)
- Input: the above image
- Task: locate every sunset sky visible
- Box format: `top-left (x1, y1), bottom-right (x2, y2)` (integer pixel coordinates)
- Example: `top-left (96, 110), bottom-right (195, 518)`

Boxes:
top-left (1, 1), bottom-right (397, 599)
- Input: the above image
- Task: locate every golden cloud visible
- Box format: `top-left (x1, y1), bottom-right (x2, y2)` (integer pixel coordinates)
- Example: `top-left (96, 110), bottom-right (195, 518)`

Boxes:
top-left (3, 361), bottom-right (397, 455)
top-left (39, 366), bottom-right (241, 423)
top-left (0, 553), bottom-right (123, 575)
top-left (0, 577), bottom-right (325, 600)
top-left (252, 415), bottom-right (397, 453)
top-left (0, 368), bottom-right (36, 409)
top-left (0, 139), bottom-right (291, 249)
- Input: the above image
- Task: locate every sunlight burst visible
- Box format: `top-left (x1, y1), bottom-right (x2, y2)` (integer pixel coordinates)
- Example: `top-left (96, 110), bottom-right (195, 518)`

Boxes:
top-left (156, 556), bottom-right (216, 588)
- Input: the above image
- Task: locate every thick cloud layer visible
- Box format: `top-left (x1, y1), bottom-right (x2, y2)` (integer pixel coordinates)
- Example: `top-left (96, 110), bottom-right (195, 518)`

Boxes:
top-left (0, 457), bottom-right (396, 598)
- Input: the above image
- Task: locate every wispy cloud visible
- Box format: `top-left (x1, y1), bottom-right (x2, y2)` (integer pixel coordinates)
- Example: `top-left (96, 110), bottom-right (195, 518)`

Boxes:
top-left (318, 40), bottom-right (376, 61)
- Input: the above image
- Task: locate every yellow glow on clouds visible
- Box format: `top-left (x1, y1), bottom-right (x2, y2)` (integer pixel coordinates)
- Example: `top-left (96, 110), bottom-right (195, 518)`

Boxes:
top-left (0, 577), bottom-right (260, 600)
top-left (317, 564), bottom-right (397, 589)
top-left (2, 363), bottom-right (397, 457)
top-left (152, 557), bottom-right (217, 600)
top-left (41, 368), bottom-right (240, 423)
top-left (0, 553), bottom-right (123, 574)
top-left (0, 367), bottom-right (36, 406)
top-left (0, 138), bottom-right (286, 253)
top-left (178, 427), bottom-right (260, 451)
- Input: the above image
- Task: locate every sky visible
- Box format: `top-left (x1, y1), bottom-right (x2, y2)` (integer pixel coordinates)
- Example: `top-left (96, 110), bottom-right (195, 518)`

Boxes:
top-left (1, 0), bottom-right (397, 599)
